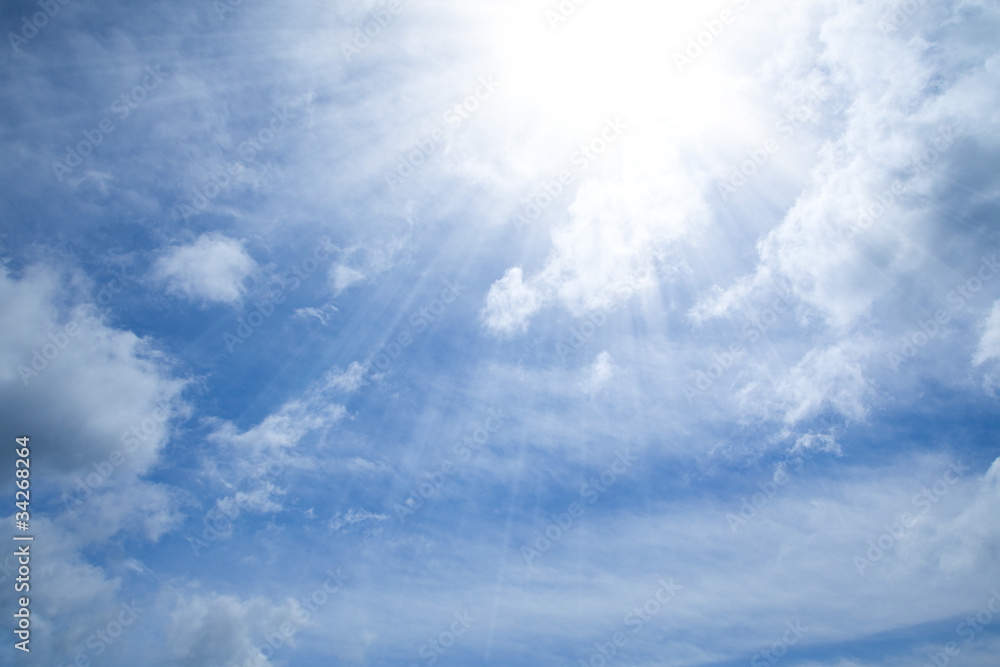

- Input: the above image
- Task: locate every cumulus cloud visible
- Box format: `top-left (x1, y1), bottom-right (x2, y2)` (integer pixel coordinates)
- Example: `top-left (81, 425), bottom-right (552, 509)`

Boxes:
top-left (153, 233), bottom-right (257, 305)
top-left (0, 265), bottom-right (187, 664)
top-left (0, 516), bottom-right (126, 663)
top-left (0, 263), bottom-right (186, 483)
top-left (483, 141), bottom-right (702, 334)
top-left (167, 592), bottom-right (303, 667)
top-left (689, 1), bottom-right (999, 339)
top-left (481, 266), bottom-right (544, 335)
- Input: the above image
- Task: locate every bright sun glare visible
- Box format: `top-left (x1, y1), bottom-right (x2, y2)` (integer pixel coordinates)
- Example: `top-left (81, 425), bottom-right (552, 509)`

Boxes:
top-left (493, 1), bottom-right (736, 136)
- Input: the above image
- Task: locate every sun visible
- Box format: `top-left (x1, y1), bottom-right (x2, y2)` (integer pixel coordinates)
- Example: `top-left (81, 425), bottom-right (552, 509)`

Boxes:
top-left (490, 0), bottom-right (736, 137)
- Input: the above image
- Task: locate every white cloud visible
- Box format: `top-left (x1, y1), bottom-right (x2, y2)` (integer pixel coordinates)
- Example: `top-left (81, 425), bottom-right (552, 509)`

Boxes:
top-left (581, 351), bottom-right (617, 395)
top-left (0, 516), bottom-right (123, 658)
top-left (0, 262), bottom-right (192, 663)
top-left (340, 456), bottom-right (394, 475)
top-left (283, 453), bottom-right (1000, 667)
top-left (689, 274), bottom-right (764, 326)
top-left (294, 304), bottom-right (338, 325)
top-left (208, 400), bottom-right (346, 458)
top-left (66, 480), bottom-right (183, 543)
top-left (735, 338), bottom-right (874, 427)
top-left (167, 592), bottom-right (302, 667)
top-left (0, 263), bottom-right (186, 485)
top-left (4, 2), bottom-right (998, 665)
top-left (688, 1), bottom-right (1000, 338)
top-left (216, 482), bottom-right (285, 517)
top-left (973, 300), bottom-right (1000, 366)
top-left (330, 264), bottom-right (366, 294)
top-left (481, 266), bottom-right (544, 335)
top-left (791, 431), bottom-right (842, 457)
top-left (329, 508), bottom-right (389, 532)
top-left (325, 361), bottom-right (368, 393)
top-left (326, 238), bottom-right (409, 297)
top-left (483, 137), bottom-right (704, 334)
top-left (153, 233), bottom-right (257, 305)
top-left (202, 370), bottom-right (351, 520)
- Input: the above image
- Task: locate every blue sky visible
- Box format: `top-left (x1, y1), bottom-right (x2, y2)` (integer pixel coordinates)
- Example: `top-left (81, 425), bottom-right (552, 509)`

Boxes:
top-left (1, 0), bottom-right (1000, 665)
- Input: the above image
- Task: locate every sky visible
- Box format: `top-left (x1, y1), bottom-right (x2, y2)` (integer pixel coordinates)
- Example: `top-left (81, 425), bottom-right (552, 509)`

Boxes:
top-left (1, 0), bottom-right (999, 666)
